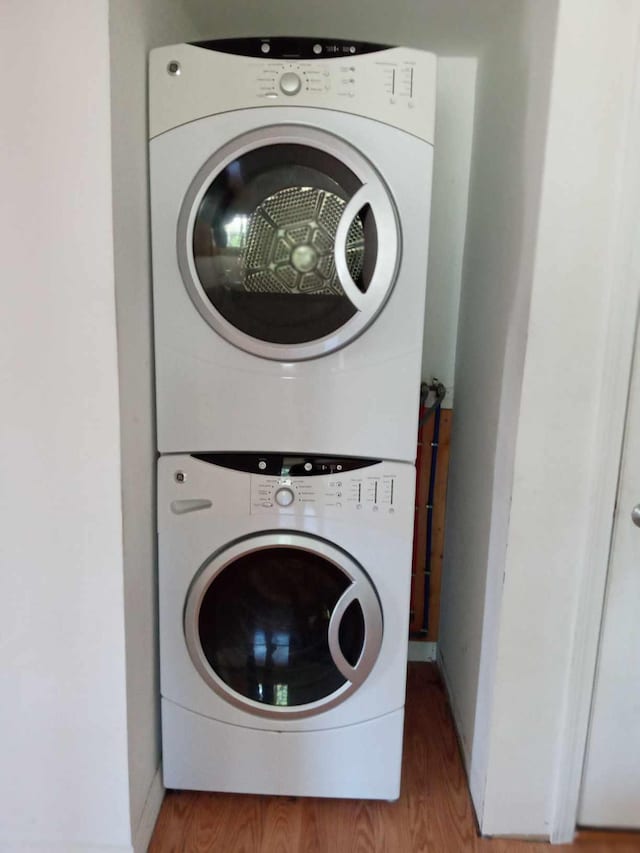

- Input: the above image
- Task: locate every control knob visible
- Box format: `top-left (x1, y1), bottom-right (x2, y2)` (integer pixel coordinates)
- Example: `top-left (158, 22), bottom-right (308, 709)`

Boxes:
top-left (280, 72), bottom-right (302, 96)
top-left (275, 487), bottom-right (295, 507)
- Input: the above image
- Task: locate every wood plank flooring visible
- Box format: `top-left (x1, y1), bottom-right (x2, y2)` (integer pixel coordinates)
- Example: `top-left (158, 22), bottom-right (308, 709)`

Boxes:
top-left (149, 664), bottom-right (640, 852)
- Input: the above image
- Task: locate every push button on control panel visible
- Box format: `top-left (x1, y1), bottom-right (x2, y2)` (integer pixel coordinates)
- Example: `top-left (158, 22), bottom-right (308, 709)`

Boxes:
top-left (279, 72), bottom-right (302, 95)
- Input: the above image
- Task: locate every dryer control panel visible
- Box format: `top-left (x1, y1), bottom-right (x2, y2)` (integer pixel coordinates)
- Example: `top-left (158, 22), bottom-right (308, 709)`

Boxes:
top-left (149, 40), bottom-right (436, 143)
top-left (250, 56), bottom-right (419, 107)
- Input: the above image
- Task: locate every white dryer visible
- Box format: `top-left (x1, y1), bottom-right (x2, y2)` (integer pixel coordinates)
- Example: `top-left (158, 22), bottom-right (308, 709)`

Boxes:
top-left (159, 452), bottom-right (415, 799)
top-left (149, 38), bottom-right (436, 461)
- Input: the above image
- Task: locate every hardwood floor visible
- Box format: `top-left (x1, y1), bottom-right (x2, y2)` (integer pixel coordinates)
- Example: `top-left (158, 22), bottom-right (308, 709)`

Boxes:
top-left (149, 664), bottom-right (640, 852)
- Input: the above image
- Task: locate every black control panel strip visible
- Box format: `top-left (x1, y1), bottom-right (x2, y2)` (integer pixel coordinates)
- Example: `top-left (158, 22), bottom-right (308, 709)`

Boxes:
top-left (190, 37), bottom-right (391, 60)
top-left (192, 452), bottom-right (381, 477)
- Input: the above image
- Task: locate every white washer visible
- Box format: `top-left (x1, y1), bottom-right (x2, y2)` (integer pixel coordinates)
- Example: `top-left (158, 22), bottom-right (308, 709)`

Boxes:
top-left (149, 38), bottom-right (436, 461)
top-left (159, 452), bottom-right (415, 799)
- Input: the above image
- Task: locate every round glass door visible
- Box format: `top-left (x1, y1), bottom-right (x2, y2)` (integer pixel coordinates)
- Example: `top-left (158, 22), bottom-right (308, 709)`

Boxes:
top-left (177, 126), bottom-right (400, 360)
top-left (184, 533), bottom-right (383, 718)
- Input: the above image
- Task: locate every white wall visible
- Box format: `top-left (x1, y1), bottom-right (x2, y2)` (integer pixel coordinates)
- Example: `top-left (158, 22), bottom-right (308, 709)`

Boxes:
top-left (438, 0), bottom-right (559, 814)
top-left (108, 1), bottom-right (203, 847)
top-left (0, 3), bottom-right (131, 850)
top-left (481, 0), bottom-right (640, 836)
top-left (421, 58), bottom-right (476, 398)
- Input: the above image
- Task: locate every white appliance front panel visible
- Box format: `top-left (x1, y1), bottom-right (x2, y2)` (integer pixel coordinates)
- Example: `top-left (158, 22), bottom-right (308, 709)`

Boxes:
top-left (150, 43), bottom-right (436, 143)
top-left (158, 454), bottom-right (415, 732)
top-left (162, 699), bottom-right (404, 800)
top-left (150, 108), bottom-right (432, 460)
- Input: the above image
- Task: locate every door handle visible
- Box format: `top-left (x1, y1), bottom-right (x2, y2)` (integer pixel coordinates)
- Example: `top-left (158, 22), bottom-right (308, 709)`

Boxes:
top-left (170, 499), bottom-right (212, 515)
top-left (327, 581), bottom-right (383, 689)
top-left (334, 186), bottom-right (371, 312)
top-left (328, 585), bottom-right (360, 682)
top-left (632, 505), bottom-right (640, 527)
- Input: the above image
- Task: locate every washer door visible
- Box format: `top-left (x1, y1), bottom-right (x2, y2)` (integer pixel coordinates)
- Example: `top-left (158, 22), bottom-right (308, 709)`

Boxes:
top-left (184, 533), bottom-right (383, 719)
top-left (177, 125), bottom-right (400, 361)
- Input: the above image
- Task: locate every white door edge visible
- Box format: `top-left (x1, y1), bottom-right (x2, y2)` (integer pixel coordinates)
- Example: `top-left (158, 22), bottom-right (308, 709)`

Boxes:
top-left (549, 28), bottom-right (640, 844)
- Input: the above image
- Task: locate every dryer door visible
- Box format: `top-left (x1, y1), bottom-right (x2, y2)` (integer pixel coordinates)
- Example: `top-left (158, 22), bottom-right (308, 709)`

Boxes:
top-left (184, 532), bottom-right (383, 719)
top-left (177, 125), bottom-right (400, 360)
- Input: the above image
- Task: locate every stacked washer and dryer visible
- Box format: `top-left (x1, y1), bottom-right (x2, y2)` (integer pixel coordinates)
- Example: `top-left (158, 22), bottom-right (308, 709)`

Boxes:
top-left (149, 37), bottom-right (436, 800)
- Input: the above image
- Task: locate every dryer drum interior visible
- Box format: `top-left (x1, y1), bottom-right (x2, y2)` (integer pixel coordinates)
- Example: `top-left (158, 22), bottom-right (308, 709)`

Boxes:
top-left (190, 143), bottom-right (380, 345)
top-left (184, 538), bottom-right (384, 717)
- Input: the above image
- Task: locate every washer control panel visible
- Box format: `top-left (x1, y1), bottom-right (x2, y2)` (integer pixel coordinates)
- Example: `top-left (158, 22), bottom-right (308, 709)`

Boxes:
top-left (162, 454), bottom-right (415, 527)
top-left (250, 468), bottom-right (399, 516)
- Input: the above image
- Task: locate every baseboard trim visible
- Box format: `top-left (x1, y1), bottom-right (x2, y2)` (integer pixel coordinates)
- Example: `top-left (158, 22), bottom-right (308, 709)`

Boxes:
top-left (437, 646), bottom-right (486, 821)
top-left (132, 764), bottom-right (164, 853)
top-left (0, 844), bottom-right (133, 852)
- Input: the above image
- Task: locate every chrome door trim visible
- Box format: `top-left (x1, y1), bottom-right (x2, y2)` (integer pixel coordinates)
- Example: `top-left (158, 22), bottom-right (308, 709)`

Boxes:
top-left (176, 125), bottom-right (401, 361)
top-left (183, 531), bottom-right (384, 720)
top-left (334, 183), bottom-right (399, 314)
top-left (327, 581), bottom-right (383, 685)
